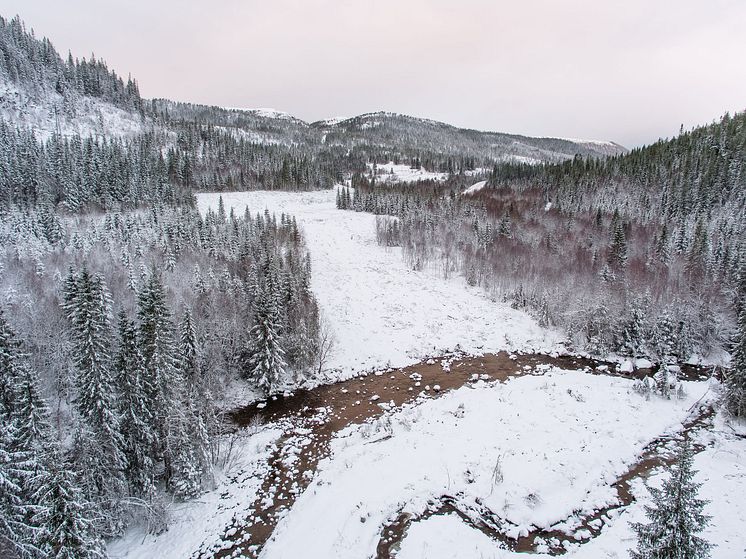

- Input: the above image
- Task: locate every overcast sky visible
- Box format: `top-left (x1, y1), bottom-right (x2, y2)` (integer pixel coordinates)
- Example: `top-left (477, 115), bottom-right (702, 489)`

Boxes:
top-left (4, 0), bottom-right (746, 147)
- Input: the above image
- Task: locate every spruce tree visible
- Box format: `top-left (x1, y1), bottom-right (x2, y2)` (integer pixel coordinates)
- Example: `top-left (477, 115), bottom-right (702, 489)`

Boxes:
top-left (137, 271), bottom-right (179, 483)
top-left (245, 285), bottom-right (287, 395)
top-left (631, 437), bottom-right (712, 559)
top-left (0, 308), bottom-right (21, 418)
top-left (114, 310), bottom-right (155, 497)
top-left (725, 279), bottom-right (746, 418)
top-left (62, 269), bottom-right (126, 536)
top-left (0, 420), bottom-right (41, 558)
top-left (32, 451), bottom-right (106, 559)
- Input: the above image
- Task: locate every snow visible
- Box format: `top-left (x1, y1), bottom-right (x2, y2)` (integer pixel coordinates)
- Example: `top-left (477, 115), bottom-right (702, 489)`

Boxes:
top-left (397, 514), bottom-right (505, 559)
top-left (107, 427), bottom-right (282, 559)
top-left (0, 79), bottom-right (146, 142)
top-left (227, 107), bottom-right (298, 121)
top-left (462, 180), bottom-right (488, 195)
top-left (196, 189), bottom-right (558, 378)
top-left (367, 162), bottom-right (449, 183)
top-left (259, 370), bottom-right (714, 558)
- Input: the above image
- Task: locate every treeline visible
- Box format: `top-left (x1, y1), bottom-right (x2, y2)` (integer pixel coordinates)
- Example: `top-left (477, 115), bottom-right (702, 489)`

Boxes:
top-left (0, 15), bottom-right (142, 114)
top-left (345, 114), bottom-right (745, 362)
top-left (487, 111), bottom-right (746, 222)
top-left (0, 118), bottom-right (339, 210)
top-left (0, 201), bottom-right (322, 556)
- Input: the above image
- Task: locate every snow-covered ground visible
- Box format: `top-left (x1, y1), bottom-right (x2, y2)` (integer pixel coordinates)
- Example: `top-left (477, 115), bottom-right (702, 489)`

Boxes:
top-left (366, 162), bottom-right (450, 183)
top-left (0, 80), bottom-right (146, 141)
top-left (396, 423), bottom-right (746, 559)
top-left (197, 189), bottom-right (559, 378)
top-left (107, 427), bottom-right (282, 559)
top-left (259, 370), bottom-right (723, 558)
top-left (462, 179), bottom-right (488, 195)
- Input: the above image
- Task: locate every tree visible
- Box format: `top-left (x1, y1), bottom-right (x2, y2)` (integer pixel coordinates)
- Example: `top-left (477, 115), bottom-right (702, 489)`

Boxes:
top-left (62, 268), bottom-right (126, 536)
top-left (137, 271), bottom-right (179, 483)
top-left (32, 451), bottom-right (106, 559)
top-left (114, 310), bottom-right (155, 497)
top-left (725, 286), bottom-right (746, 418)
top-left (607, 218), bottom-right (628, 271)
top-left (245, 285), bottom-right (287, 395)
top-left (0, 309), bottom-right (21, 418)
top-left (0, 421), bottom-right (41, 558)
top-left (630, 437), bottom-right (712, 559)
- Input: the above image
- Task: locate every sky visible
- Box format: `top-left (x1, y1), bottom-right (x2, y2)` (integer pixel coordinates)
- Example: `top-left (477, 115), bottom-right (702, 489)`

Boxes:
top-left (3, 0), bottom-right (746, 147)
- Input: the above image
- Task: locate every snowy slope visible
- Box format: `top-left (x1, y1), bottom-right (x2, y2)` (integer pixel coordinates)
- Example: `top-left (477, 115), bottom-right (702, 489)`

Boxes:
top-left (462, 180), bottom-right (488, 195)
top-left (0, 79), bottom-right (146, 141)
top-left (196, 189), bottom-right (559, 377)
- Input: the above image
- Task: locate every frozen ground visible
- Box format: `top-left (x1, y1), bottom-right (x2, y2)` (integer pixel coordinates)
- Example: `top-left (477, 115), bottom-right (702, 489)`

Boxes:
top-left (196, 189), bottom-right (559, 378)
top-left (259, 369), bottom-right (725, 558)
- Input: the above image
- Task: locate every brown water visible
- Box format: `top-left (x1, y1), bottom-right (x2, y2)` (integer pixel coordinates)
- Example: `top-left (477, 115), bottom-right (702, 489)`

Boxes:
top-left (193, 352), bottom-right (712, 559)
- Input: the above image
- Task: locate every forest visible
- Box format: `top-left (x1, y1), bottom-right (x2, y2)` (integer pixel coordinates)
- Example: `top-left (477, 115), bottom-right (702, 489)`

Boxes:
top-left (346, 110), bottom-right (745, 363)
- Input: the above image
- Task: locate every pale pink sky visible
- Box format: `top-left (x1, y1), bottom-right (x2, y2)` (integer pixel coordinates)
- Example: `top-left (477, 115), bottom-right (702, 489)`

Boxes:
top-left (4, 0), bottom-right (746, 147)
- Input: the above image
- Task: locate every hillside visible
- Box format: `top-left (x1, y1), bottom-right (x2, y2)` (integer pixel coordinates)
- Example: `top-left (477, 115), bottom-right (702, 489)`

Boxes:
top-left (0, 13), bottom-right (625, 188)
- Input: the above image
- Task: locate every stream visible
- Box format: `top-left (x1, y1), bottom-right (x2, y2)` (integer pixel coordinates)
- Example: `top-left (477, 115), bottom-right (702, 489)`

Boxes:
top-left (193, 352), bottom-right (711, 559)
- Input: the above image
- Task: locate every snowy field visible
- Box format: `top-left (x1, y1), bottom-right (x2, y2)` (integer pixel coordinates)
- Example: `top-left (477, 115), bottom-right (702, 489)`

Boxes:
top-left (196, 189), bottom-right (559, 378)
top-left (259, 370), bottom-right (741, 558)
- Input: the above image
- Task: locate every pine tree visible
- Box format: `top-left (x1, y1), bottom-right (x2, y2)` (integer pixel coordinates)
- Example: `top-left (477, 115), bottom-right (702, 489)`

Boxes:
top-left (631, 437), bottom-right (712, 559)
top-left (114, 310), bottom-right (155, 497)
top-left (32, 451), bottom-right (106, 559)
top-left (62, 268), bottom-right (126, 536)
top-left (245, 286), bottom-right (287, 395)
top-left (725, 280), bottom-right (746, 418)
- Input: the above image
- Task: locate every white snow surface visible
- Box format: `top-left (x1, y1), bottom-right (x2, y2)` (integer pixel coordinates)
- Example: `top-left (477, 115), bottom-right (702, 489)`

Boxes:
top-left (196, 189), bottom-right (558, 377)
top-left (259, 370), bottom-right (716, 558)
top-left (397, 514), bottom-right (505, 559)
top-left (0, 79), bottom-right (146, 141)
top-left (399, 427), bottom-right (746, 559)
top-left (462, 180), bottom-right (488, 195)
top-left (367, 162), bottom-right (449, 183)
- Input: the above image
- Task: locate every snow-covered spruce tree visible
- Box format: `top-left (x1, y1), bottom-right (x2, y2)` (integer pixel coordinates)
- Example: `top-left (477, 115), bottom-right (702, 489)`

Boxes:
top-left (0, 420), bottom-right (41, 558)
top-left (32, 450), bottom-right (106, 559)
top-left (114, 310), bottom-right (155, 498)
top-left (138, 271), bottom-right (207, 496)
top-left (167, 308), bottom-right (211, 499)
top-left (245, 285), bottom-right (287, 396)
top-left (630, 437), bottom-right (712, 559)
top-left (62, 268), bottom-right (126, 536)
top-left (13, 363), bottom-right (51, 453)
top-left (0, 308), bottom-right (22, 417)
top-left (137, 270), bottom-right (184, 489)
top-left (725, 280), bottom-right (746, 418)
